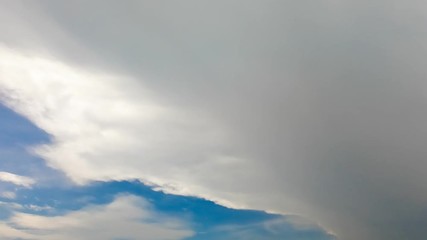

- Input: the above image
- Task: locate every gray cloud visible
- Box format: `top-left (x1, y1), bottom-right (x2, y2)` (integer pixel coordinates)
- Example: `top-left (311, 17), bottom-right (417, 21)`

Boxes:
top-left (1, 1), bottom-right (427, 239)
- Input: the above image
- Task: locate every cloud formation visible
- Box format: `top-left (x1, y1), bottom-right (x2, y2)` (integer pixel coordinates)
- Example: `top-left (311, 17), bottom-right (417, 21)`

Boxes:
top-left (1, 1), bottom-right (427, 240)
top-left (0, 195), bottom-right (193, 240)
top-left (0, 172), bottom-right (35, 188)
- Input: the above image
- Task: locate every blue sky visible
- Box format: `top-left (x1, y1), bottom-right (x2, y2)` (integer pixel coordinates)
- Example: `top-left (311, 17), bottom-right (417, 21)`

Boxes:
top-left (0, 102), bottom-right (333, 239)
top-left (0, 104), bottom-right (66, 187)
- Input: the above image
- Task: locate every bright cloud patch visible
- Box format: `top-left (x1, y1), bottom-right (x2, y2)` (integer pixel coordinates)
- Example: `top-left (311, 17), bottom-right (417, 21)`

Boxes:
top-left (0, 46), bottom-right (224, 186)
top-left (0, 172), bottom-right (35, 188)
top-left (0, 195), bottom-right (193, 240)
top-left (0, 45), bottom-right (244, 207)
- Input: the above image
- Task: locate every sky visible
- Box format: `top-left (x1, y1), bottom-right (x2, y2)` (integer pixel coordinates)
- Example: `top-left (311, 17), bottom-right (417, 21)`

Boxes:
top-left (0, 101), bottom-right (333, 240)
top-left (0, 1), bottom-right (426, 240)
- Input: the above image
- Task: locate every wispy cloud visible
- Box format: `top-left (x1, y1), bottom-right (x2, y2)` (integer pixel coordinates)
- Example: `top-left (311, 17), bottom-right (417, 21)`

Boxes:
top-left (0, 191), bottom-right (16, 200)
top-left (0, 172), bottom-right (35, 188)
top-left (0, 195), bottom-right (193, 240)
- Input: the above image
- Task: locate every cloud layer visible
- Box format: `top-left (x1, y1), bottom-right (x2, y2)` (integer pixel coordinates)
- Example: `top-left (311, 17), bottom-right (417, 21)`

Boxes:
top-left (1, 1), bottom-right (427, 240)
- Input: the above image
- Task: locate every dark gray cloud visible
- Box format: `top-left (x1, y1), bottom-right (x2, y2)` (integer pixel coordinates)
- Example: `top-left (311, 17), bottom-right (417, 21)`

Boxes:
top-left (1, 1), bottom-right (427, 239)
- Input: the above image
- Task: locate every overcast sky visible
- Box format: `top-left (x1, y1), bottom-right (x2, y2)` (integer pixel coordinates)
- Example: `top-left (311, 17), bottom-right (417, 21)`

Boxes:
top-left (1, 1), bottom-right (427, 240)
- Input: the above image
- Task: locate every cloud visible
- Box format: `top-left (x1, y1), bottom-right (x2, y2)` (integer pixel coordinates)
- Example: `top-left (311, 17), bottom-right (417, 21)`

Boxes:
top-left (0, 180), bottom-right (334, 240)
top-left (1, 1), bottom-right (427, 240)
top-left (0, 172), bottom-right (35, 188)
top-left (0, 195), bottom-right (193, 240)
top-left (0, 192), bottom-right (16, 200)
top-left (0, 45), bottom-right (230, 197)
top-left (197, 216), bottom-right (335, 240)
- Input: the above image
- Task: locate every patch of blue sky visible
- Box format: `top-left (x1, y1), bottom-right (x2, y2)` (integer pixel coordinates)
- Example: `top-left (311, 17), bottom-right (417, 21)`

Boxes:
top-left (0, 103), bottom-right (334, 240)
top-left (11, 181), bottom-right (334, 240)
top-left (0, 104), bottom-right (50, 147)
top-left (0, 103), bottom-right (67, 185)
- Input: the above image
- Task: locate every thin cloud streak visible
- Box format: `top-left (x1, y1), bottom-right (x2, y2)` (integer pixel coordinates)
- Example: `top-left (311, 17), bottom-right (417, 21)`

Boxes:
top-left (0, 172), bottom-right (35, 188)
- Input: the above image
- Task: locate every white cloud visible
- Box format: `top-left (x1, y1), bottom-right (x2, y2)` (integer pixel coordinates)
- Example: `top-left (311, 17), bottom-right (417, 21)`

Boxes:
top-left (0, 192), bottom-right (16, 199)
top-left (0, 172), bottom-right (35, 188)
top-left (0, 45), bottom-right (238, 203)
top-left (25, 204), bottom-right (53, 212)
top-left (0, 201), bottom-right (24, 210)
top-left (0, 195), bottom-right (193, 240)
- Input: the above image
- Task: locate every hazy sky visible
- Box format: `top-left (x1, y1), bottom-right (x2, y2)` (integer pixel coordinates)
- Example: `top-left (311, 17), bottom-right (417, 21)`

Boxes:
top-left (1, 1), bottom-right (427, 240)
